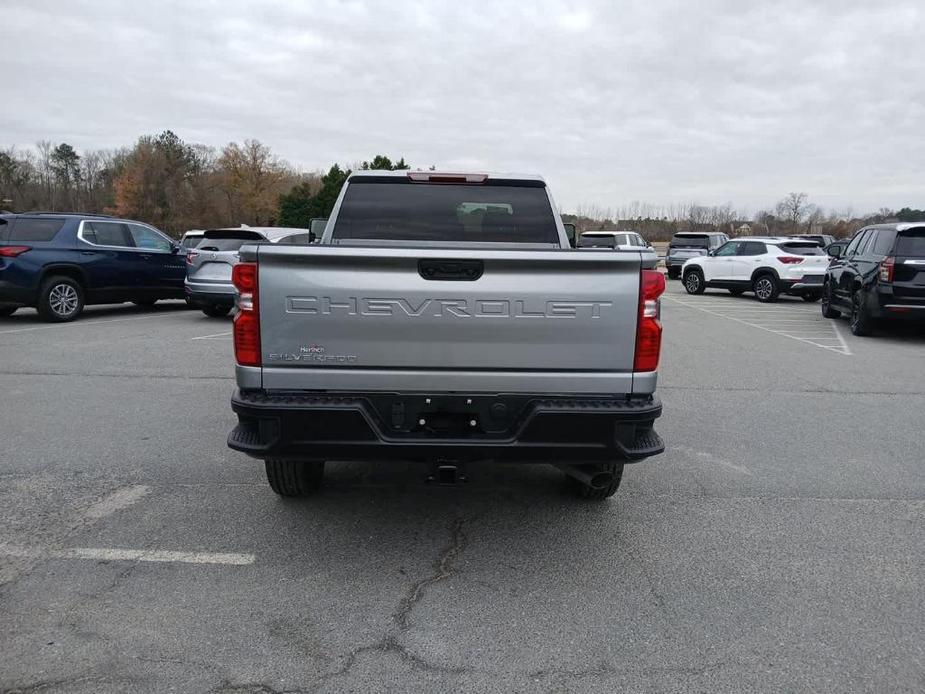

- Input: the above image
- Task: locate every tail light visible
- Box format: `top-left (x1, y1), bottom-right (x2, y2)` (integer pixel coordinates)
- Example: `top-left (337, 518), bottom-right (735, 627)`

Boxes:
top-left (0, 246), bottom-right (31, 258)
top-left (879, 256), bottom-right (894, 282)
top-left (634, 269), bottom-right (666, 372)
top-left (185, 250), bottom-right (199, 265)
top-left (777, 256), bottom-right (804, 264)
top-left (232, 262), bottom-right (260, 366)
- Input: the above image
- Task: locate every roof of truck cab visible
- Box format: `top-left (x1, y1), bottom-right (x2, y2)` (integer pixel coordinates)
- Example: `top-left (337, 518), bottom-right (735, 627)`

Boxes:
top-left (346, 170), bottom-right (546, 182)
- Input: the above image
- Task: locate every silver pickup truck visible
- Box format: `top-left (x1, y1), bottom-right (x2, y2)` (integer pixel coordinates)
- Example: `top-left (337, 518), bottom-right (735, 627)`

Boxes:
top-left (227, 170), bottom-right (665, 500)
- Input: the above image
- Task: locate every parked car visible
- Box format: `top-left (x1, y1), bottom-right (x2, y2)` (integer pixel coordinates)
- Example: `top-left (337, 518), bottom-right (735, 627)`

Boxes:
top-left (226, 170), bottom-right (665, 500)
top-left (821, 223), bottom-right (925, 335)
top-left (789, 233), bottom-right (836, 248)
top-left (179, 229), bottom-right (205, 249)
top-left (682, 237), bottom-right (830, 302)
top-left (665, 232), bottom-right (729, 279)
top-left (578, 230), bottom-right (652, 250)
top-left (0, 212), bottom-right (186, 321)
top-left (185, 226), bottom-right (314, 317)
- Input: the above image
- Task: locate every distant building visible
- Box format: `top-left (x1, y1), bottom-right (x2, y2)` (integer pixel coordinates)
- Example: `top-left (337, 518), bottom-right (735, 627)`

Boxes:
top-left (736, 223), bottom-right (751, 235)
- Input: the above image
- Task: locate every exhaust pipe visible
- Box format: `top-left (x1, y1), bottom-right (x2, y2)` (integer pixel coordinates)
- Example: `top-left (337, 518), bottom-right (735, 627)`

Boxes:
top-left (554, 464), bottom-right (613, 490)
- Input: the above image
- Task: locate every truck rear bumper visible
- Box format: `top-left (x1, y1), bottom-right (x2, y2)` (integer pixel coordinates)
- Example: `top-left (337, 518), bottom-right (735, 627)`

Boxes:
top-left (228, 390), bottom-right (664, 464)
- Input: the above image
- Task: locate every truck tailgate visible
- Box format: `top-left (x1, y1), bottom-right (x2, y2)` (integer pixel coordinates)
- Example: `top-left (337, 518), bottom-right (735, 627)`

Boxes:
top-left (253, 245), bottom-right (645, 394)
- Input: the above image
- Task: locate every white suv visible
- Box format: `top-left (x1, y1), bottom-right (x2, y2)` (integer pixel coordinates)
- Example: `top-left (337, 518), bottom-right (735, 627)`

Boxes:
top-left (681, 237), bottom-right (831, 302)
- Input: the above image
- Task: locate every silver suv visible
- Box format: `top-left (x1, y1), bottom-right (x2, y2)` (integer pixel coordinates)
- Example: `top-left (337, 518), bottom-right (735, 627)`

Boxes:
top-left (185, 226), bottom-right (314, 316)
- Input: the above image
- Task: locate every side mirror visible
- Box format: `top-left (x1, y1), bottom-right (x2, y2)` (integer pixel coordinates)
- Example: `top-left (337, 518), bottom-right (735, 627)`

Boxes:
top-left (309, 231), bottom-right (317, 243)
top-left (563, 223), bottom-right (577, 248)
top-left (707, 250), bottom-right (715, 257)
top-left (170, 243), bottom-right (181, 255)
top-left (827, 244), bottom-right (843, 259)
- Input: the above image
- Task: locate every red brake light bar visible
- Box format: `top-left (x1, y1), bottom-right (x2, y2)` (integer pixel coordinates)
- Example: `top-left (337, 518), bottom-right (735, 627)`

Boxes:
top-left (879, 256), bottom-right (894, 283)
top-left (407, 172), bottom-right (488, 184)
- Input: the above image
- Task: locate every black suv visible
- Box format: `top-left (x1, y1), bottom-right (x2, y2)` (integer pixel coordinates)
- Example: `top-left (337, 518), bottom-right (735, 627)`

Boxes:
top-left (822, 223), bottom-right (925, 335)
top-left (0, 212), bottom-right (187, 321)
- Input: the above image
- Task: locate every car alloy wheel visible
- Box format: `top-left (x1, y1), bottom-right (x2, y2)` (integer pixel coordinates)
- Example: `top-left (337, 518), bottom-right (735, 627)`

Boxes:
top-left (685, 273), bottom-right (700, 293)
top-left (754, 277), bottom-right (774, 301)
top-left (48, 283), bottom-right (79, 317)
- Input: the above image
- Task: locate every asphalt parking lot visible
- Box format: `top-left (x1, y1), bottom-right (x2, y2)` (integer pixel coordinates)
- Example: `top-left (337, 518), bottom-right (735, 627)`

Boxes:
top-left (1, 282), bottom-right (924, 694)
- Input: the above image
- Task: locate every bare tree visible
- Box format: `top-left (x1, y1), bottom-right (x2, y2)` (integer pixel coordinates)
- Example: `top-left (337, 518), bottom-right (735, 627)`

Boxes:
top-left (775, 192), bottom-right (809, 231)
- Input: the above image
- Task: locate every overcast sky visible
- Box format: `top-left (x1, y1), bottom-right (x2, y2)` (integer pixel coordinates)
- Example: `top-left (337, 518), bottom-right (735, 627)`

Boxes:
top-left (3, 0), bottom-right (924, 214)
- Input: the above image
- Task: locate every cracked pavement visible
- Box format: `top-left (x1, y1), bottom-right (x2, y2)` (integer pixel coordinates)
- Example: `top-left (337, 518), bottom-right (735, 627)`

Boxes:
top-left (1, 288), bottom-right (925, 693)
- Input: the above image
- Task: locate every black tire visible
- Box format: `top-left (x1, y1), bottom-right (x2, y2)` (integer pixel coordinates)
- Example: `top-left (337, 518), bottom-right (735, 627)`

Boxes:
top-left (201, 303), bottom-right (232, 318)
top-left (0, 306), bottom-right (17, 317)
top-left (667, 267), bottom-right (680, 280)
top-left (821, 283), bottom-right (840, 318)
top-left (752, 274), bottom-right (780, 303)
top-left (728, 288), bottom-right (745, 297)
top-left (133, 299), bottom-right (157, 307)
top-left (567, 462), bottom-right (624, 500)
top-left (683, 268), bottom-right (705, 295)
top-left (849, 289), bottom-right (875, 336)
top-left (265, 459), bottom-right (325, 496)
top-left (37, 275), bottom-right (84, 322)
top-left (802, 293), bottom-right (821, 302)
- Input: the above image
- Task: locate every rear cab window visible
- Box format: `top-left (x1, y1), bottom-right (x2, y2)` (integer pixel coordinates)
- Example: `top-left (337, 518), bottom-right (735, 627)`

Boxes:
top-left (8, 217), bottom-right (67, 242)
top-left (330, 177), bottom-right (559, 244)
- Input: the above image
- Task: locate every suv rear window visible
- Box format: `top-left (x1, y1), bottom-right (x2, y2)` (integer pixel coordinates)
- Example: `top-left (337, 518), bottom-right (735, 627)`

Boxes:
top-left (895, 229), bottom-right (925, 257)
top-left (779, 242), bottom-right (825, 255)
top-left (9, 217), bottom-right (66, 242)
top-left (331, 180), bottom-right (559, 243)
top-left (197, 230), bottom-right (264, 252)
top-left (669, 234), bottom-right (710, 248)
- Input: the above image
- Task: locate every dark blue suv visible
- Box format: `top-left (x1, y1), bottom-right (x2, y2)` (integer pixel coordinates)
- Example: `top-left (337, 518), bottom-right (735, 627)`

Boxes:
top-left (0, 213), bottom-right (187, 321)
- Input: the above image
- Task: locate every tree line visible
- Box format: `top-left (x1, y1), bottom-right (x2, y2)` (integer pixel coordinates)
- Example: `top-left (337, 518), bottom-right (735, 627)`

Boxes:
top-left (0, 132), bottom-right (409, 236)
top-left (2, 132), bottom-right (922, 240)
top-left (566, 192), bottom-right (925, 242)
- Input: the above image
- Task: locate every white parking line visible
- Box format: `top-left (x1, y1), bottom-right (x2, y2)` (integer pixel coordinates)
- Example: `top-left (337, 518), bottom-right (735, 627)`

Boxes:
top-left (666, 295), bottom-right (851, 355)
top-left (191, 331), bottom-right (232, 340)
top-left (83, 485), bottom-right (151, 520)
top-left (0, 312), bottom-right (183, 335)
top-left (0, 544), bottom-right (255, 566)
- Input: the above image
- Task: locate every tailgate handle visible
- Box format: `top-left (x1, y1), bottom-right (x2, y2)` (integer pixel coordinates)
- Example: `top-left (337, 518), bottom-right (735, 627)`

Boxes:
top-left (418, 259), bottom-right (483, 281)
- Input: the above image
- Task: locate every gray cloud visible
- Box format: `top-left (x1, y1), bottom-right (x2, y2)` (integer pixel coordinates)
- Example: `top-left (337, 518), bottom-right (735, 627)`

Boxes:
top-left (3, 0), bottom-right (924, 213)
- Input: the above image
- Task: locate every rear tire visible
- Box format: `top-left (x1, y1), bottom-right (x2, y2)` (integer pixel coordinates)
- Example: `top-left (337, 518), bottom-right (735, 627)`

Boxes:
top-left (849, 289), bottom-right (875, 336)
top-left (821, 283), bottom-right (840, 318)
top-left (265, 459), bottom-right (325, 496)
top-left (752, 274), bottom-right (780, 303)
top-left (201, 303), bottom-right (232, 318)
top-left (567, 462), bottom-right (624, 500)
top-left (37, 275), bottom-right (84, 322)
top-left (0, 306), bottom-right (17, 317)
top-left (683, 268), bottom-right (705, 295)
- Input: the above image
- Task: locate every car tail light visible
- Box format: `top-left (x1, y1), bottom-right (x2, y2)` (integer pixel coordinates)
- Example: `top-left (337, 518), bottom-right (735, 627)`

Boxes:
top-left (777, 256), bottom-right (804, 264)
top-left (232, 262), bottom-right (260, 367)
top-left (186, 250), bottom-right (199, 265)
top-left (0, 245), bottom-right (31, 257)
top-left (879, 256), bottom-right (894, 282)
top-left (634, 269), bottom-right (666, 372)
